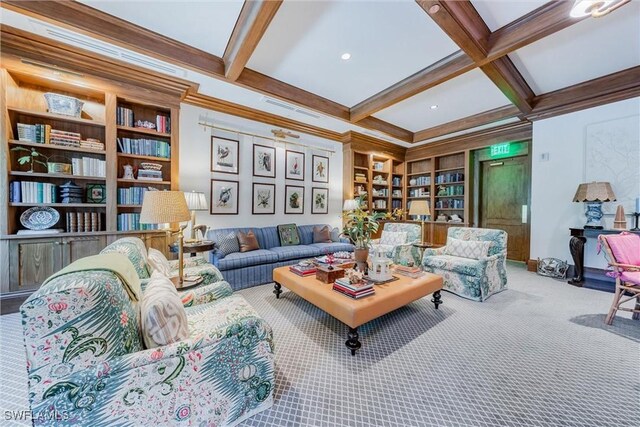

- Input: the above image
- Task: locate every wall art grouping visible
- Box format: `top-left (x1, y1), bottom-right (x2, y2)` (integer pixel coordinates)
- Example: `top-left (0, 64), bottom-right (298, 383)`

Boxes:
top-left (312, 155), bottom-right (329, 183)
top-left (311, 187), bottom-right (329, 214)
top-left (211, 136), bottom-right (239, 174)
top-left (253, 144), bottom-right (276, 178)
top-left (252, 182), bottom-right (276, 215)
top-left (210, 179), bottom-right (239, 215)
top-left (285, 150), bottom-right (305, 181)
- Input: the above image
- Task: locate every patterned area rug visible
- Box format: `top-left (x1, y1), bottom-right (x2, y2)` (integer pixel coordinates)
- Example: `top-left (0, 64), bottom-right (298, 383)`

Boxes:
top-left (1, 265), bottom-right (639, 426)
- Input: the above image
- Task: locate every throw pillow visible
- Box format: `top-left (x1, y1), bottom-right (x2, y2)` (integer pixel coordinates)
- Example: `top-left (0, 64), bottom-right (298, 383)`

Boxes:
top-left (380, 231), bottom-right (408, 246)
top-left (330, 227), bottom-right (341, 242)
top-left (445, 237), bottom-right (492, 260)
top-left (216, 231), bottom-right (240, 257)
top-left (278, 224), bottom-right (300, 246)
top-left (313, 225), bottom-right (332, 243)
top-left (237, 230), bottom-right (260, 252)
top-left (140, 272), bottom-right (189, 348)
top-left (147, 248), bottom-right (172, 276)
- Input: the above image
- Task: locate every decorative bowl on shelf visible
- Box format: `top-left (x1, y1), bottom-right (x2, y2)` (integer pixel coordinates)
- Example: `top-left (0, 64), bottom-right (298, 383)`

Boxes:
top-left (20, 207), bottom-right (60, 230)
top-left (44, 93), bottom-right (84, 117)
top-left (140, 162), bottom-right (162, 171)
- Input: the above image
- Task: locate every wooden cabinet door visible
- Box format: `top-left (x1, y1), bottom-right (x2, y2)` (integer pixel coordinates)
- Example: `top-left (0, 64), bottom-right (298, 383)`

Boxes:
top-left (145, 233), bottom-right (169, 257)
top-left (9, 239), bottom-right (64, 292)
top-left (64, 236), bottom-right (107, 265)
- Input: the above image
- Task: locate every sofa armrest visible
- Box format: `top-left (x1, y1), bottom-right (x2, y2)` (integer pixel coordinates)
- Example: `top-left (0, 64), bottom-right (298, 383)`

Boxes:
top-left (30, 316), bottom-right (275, 425)
top-left (168, 256), bottom-right (208, 269)
top-left (423, 246), bottom-right (445, 258)
top-left (179, 280), bottom-right (233, 307)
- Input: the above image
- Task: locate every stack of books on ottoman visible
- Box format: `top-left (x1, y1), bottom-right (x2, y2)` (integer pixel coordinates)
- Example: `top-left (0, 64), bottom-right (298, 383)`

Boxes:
top-left (333, 278), bottom-right (375, 299)
top-left (289, 261), bottom-right (317, 277)
top-left (393, 265), bottom-right (424, 278)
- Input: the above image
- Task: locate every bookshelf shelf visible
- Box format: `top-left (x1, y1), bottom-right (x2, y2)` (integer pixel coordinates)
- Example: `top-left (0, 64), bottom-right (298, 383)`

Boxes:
top-left (9, 140), bottom-right (106, 155)
top-left (117, 178), bottom-right (171, 185)
top-left (117, 125), bottom-right (170, 138)
top-left (435, 166), bottom-right (465, 173)
top-left (116, 153), bottom-right (171, 162)
top-left (8, 106), bottom-right (106, 127)
top-left (117, 204), bottom-right (142, 208)
top-left (10, 171), bottom-right (106, 181)
top-left (10, 203), bottom-right (106, 208)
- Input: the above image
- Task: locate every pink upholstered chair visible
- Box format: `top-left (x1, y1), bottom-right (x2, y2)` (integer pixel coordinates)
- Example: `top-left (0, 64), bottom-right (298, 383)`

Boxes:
top-left (598, 233), bottom-right (640, 325)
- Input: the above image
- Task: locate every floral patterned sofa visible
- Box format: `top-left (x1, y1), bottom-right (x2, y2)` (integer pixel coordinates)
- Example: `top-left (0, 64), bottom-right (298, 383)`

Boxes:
top-left (369, 222), bottom-right (422, 260)
top-left (420, 227), bottom-right (508, 302)
top-left (101, 237), bottom-right (232, 306)
top-left (20, 260), bottom-right (275, 426)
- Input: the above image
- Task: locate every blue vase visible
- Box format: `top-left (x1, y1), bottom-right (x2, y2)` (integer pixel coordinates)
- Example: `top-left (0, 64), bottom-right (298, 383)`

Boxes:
top-left (584, 201), bottom-right (604, 229)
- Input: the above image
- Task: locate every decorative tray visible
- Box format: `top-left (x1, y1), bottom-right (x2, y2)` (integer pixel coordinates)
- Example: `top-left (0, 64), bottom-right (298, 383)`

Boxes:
top-left (20, 207), bottom-right (60, 230)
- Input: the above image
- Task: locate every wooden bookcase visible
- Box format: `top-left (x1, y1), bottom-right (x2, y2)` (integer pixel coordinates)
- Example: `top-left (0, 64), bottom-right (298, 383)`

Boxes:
top-left (0, 68), bottom-right (179, 312)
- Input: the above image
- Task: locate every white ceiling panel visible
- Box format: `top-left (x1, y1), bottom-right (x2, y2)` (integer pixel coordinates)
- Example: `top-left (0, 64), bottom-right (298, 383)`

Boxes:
top-left (79, 0), bottom-right (243, 57)
top-left (509, 2), bottom-right (640, 94)
top-left (471, 0), bottom-right (549, 31)
top-left (247, 0), bottom-right (459, 107)
top-left (373, 69), bottom-right (512, 132)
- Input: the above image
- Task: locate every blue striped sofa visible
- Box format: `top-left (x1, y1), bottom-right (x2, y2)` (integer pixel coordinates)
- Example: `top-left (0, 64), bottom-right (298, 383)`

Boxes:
top-left (208, 224), bottom-right (354, 290)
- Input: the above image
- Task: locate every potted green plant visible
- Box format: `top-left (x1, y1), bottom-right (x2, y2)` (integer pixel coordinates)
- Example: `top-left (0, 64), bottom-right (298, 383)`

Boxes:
top-left (342, 195), bottom-right (385, 272)
top-left (11, 146), bottom-right (48, 173)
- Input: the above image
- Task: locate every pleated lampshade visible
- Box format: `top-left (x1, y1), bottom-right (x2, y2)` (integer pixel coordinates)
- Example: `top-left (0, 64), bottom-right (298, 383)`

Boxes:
top-left (572, 182), bottom-right (617, 202)
top-left (140, 191), bottom-right (191, 224)
top-left (409, 200), bottom-right (431, 216)
top-left (184, 191), bottom-right (208, 211)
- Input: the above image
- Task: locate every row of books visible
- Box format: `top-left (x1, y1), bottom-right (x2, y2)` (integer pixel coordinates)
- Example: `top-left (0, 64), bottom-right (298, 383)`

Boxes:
top-left (117, 186), bottom-right (150, 205)
top-left (289, 262), bottom-right (317, 277)
top-left (155, 114), bottom-right (171, 133)
top-left (9, 181), bottom-right (57, 204)
top-left (71, 157), bottom-right (106, 177)
top-left (136, 170), bottom-right (163, 181)
top-left (66, 212), bottom-right (102, 233)
top-left (17, 123), bottom-right (50, 144)
top-left (333, 278), bottom-right (374, 299)
top-left (117, 213), bottom-right (160, 231)
top-left (116, 106), bottom-right (134, 127)
top-left (117, 137), bottom-right (171, 159)
top-left (17, 124), bottom-right (96, 149)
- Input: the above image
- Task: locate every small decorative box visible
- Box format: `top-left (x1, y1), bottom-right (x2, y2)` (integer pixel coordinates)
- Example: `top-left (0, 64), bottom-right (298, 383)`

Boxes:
top-left (316, 266), bottom-right (345, 284)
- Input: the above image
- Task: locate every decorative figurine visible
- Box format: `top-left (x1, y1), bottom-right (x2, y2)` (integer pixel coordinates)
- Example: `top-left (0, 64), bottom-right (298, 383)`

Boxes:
top-left (613, 205), bottom-right (627, 230)
top-left (437, 185), bottom-right (447, 196)
top-left (123, 164), bottom-right (135, 180)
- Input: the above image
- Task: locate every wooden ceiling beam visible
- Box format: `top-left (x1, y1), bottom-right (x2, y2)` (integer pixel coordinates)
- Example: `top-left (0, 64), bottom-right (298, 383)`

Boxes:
top-left (418, 0), bottom-right (535, 114)
top-left (349, 50), bottom-right (475, 122)
top-left (223, 0), bottom-right (282, 81)
top-left (413, 104), bottom-right (521, 142)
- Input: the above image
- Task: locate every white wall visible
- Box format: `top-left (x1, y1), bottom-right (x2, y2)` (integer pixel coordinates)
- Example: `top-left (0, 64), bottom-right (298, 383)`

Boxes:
top-left (531, 97), bottom-right (640, 269)
top-left (179, 103), bottom-right (343, 231)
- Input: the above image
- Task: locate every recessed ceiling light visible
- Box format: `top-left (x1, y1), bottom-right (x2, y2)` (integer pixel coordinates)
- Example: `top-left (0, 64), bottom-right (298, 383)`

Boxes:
top-left (341, 53), bottom-right (351, 60)
top-left (430, 105), bottom-right (438, 110)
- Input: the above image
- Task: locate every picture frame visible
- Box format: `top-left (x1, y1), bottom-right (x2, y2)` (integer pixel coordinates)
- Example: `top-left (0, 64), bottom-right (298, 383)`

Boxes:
top-left (284, 185), bottom-right (304, 214)
top-left (252, 182), bottom-right (276, 215)
top-left (211, 136), bottom-right (239, 174)
top-left (253, 144), bottom-right (276, 178)
top-left (285, 150), bottom-right (305, 181)
top-left (312, 154), bottom-right (329, 183)
top-left (86, 184), bottom-right (106, 204)
top-left (210, 179), bottom-right (239, 215)
top-left (311, 187), bottom-right (329, 214)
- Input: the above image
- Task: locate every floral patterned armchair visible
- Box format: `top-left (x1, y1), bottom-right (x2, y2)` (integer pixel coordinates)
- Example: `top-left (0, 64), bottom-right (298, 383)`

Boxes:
top-left (101, 237), bottom-right (232, 306)
top-left (420, 227), bottom-right (508, 302)
top-left (369, 222), bottom-right (422, 260)
top-left (20, 266), bottom-right (275, 426)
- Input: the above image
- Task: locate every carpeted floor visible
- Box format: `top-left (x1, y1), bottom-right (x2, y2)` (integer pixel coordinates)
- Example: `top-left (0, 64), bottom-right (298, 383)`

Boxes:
top-left (1, 264), bottom-right (639, 426)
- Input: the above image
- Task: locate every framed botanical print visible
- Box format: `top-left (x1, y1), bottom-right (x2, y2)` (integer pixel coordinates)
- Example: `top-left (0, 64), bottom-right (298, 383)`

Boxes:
top-left (210, 179), bottom-right (239, 215)
top-left (252, 182), bottom-right (276, 214)
top-left (312, 155), bottom-right (329, 183)
top-left (285, 150), bottom-right (305, 181)
top-left (284, 185), bottom-right (304, 214)
top-left (311, 187), bottom-right (329, 214)
top-left (211, 136), bottom-right (239, 174)
top-left (253, 144), bottom-right (276, 178)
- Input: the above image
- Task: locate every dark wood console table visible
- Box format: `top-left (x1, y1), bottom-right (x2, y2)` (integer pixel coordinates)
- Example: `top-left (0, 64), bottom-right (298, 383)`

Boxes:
top-left (569, 228), bottom-right (640, 287)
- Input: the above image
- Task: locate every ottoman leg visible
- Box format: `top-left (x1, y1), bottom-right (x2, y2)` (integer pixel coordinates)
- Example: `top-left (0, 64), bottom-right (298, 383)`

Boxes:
top-left (273, 282), bottom-right (282, 299)
top-left (432, 290), bottom-right (442, 309)
top-left (345, 327), bottom-right (361, 356)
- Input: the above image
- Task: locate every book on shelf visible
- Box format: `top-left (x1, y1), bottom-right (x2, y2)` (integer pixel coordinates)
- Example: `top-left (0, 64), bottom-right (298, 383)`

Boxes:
top-left (79, 140), bottom-right (105, 151)
top-left (117, 186), bottom-right (150, 205)
top-left (66, 211), bottom-right (102, 233)
top-left (71, 157), bottom-right (106, 177)
top-left (17, 123), bottom-right (51, 144)
top-left (116, 106), bottom-right (134, 127)
top-left (10, 181), bottom-right (57, 204)
top-left (117, 137), bottom-right (171, 158)
top-left (137, 170), bottom-right (163, 181)
top-left (156, 114), bottom-right (171, 133)
top-left (117, 213), bottom-right (160, 231)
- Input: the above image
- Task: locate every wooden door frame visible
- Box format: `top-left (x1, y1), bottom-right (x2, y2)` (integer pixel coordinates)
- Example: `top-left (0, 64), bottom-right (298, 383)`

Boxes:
top-left (473, 140), bottom-right (531, 262)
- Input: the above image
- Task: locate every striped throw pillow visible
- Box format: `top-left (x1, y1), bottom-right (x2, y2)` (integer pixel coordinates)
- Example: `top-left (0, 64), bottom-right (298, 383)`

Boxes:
top-left (140, 272), bottom-right (189, 348)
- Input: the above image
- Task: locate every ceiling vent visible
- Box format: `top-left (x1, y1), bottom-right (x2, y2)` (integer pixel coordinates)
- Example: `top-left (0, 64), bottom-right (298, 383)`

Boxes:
top-left (261, 96), bottom-right (322, 120)
top-left (32, 20), bottom-right (186, 77)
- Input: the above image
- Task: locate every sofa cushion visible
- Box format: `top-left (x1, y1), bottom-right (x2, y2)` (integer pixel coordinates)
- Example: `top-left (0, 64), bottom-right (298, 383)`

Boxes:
top-left (445, 237), bottom-right (492, 259)
top-left (140, 272), bottom-right (189, 348)
top-left (278, 224), bottom-right (300, 246)
top-left (238, 230), bottom-right (260, 252)
top-left (260, 226), bottom-right (281, 249)
top-left (330, 227), bottom-right (341, 242)
top-left (423, 255), bottom-right (483, 277)
top-left (218, 249), bottom-right (278, 271)
top-left (380, 230), bottom-right (407, 246)
top-left (147, 248), bottom-right (172, 276)
top-left (309, 242), bottom-right (355, 254)
top-left (210, 227), bottom-right (267, 253)
top-left (269, 245), bottom-right (320, 261)
top-left (606, 233), bottom-right (640, 266)
top-left (217, 231), bottom-right (240, 256)
top-left (185, 294), bottom-right (262, 338)
top-left (313, 225), bottom-right (332, 243)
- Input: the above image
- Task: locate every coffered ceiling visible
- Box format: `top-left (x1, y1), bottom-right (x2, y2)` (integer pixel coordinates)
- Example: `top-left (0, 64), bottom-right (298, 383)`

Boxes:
top-left (1, 0), bottom-right (638, 147)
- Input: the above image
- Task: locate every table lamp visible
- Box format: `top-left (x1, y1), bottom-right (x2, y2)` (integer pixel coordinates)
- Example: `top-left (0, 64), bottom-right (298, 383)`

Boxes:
top-left (572, 182), bottom-right (616, 229)
top-left (184, 191), bottom-right (208, 242)
top-left (343, 199), bottom-right (359, 211)
top-left (409, 200), bottom-right (431, 244)
top-left (140, 191), bottom-right (193, 286)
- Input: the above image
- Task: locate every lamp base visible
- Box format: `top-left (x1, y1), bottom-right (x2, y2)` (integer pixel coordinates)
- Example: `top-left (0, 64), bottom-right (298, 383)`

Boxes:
top-left (170, 275), bottom-right (203, 290)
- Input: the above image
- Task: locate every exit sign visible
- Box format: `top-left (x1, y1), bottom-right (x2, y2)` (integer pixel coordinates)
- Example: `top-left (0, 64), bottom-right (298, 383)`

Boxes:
top-left (490, 143), bottom-right (511, 158)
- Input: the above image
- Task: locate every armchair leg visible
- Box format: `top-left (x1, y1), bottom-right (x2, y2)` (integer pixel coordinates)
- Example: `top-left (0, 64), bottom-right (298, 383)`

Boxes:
top-left (633, 295), bottom-right (640, 321)
top-left (606, 280), bottom-right (623, 325)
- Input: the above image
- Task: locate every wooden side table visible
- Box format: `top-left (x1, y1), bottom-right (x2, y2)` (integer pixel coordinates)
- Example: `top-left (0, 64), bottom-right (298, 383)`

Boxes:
top-left (169, 240), bottom-right (216, 257)
top-left (412, 242), bottom-right (433, 261)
